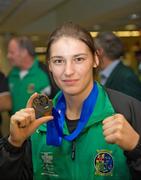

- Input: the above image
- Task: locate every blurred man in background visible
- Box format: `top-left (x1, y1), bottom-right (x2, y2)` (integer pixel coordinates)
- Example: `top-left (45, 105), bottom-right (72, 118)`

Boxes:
top-left (7, 36), bottom-right (52, 114)
top-left (95, 32), bottom-right (141, 101)
top-left (0, 71), bottom-right (11, 136)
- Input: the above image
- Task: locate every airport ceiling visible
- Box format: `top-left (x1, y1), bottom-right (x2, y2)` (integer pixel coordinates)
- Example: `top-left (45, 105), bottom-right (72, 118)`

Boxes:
top-left (0, 0), bottom-right (141, 45)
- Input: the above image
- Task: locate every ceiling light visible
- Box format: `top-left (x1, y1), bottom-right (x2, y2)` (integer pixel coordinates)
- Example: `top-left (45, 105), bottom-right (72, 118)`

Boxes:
top-left (35, 47), bottom-right (46, 53)
top-left (130, 14), bottom-right (139, 20)
top-left (90, 31), bottom-right (140, 37)
top-left (114, 31), bottom-right (140, 37)
top-left (90, 32), bottom-right (98, 37)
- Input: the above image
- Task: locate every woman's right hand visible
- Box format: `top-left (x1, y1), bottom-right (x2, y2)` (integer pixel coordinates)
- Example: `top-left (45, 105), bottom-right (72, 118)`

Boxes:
top-left (8, 93), bottom-right (53, 147)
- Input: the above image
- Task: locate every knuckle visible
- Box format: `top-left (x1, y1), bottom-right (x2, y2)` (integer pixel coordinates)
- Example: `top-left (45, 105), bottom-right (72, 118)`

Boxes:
top-left (116, 124), bottom-right (123, 131)
top-left (118, 113), bottom-right (124, 119)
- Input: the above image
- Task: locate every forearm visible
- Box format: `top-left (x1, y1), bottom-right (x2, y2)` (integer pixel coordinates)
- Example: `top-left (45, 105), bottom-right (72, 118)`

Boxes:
top-left (0, 137), bottom-right (33, 180)
top-left (124, 136), bottom-right (141, 179)
top-left (125, 99), bottom-right (141, 178)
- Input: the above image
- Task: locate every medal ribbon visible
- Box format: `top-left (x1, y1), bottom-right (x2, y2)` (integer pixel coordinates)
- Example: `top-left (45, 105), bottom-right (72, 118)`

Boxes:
top-left (47, 82), bottom-right (98, 146)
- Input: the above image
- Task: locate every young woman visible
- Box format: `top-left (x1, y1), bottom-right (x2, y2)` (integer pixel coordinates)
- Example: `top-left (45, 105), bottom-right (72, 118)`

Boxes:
top-left (0, 23), bottom-right (141, 180)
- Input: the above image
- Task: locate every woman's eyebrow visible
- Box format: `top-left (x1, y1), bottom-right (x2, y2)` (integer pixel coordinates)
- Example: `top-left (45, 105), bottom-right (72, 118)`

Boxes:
top-left (50, 53), bottom-right (88, 60)
top-left (73, 53), bottom-right (88, 58)
top-left (50, 56), bottom-right (63, 60)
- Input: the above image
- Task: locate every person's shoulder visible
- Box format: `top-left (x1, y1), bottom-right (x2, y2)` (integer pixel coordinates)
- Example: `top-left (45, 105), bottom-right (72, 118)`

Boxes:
top-left (106, 88), bottom-right (141, 106)
top-left (119, 62), bottom-right (136, 75)
top-left (0, 71), bottom-right (9, 83)
top-left (0, 71), bottom-right (5, 78)
top-left (38, 61), bottom-right (49, 73)
top-left (8, 67), bottom-right (19, 76)
top-left (117, 62), bottom-right (140, 82)
top-left (38, 61), bottom-right (47, 69)
top-left (111, 62), bottom-right (131, 78)
top-left (34, 61), bottom-right (51, 84)
top-left (106, 88), bottom-right (141, 121)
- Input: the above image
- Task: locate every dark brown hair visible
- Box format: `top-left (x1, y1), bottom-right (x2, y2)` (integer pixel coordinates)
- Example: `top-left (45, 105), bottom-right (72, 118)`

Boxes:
top-left (46, 22), bottom-right (99, 75)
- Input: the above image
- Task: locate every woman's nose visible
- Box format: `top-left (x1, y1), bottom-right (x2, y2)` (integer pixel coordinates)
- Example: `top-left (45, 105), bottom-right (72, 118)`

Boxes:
top-left (64, 60), bottom-right (75, 76)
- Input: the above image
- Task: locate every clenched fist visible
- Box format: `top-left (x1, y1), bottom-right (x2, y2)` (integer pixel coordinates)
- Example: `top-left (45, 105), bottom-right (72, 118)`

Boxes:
top-left (103, 113), bottom-right (139, 151)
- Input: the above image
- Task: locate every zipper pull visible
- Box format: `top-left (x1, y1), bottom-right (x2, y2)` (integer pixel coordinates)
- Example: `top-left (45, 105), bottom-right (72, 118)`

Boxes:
top-left (71, 140), bottom-right (76, 160)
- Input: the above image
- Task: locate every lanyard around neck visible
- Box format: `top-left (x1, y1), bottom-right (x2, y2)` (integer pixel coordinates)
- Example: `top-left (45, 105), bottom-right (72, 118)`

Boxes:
top-left (47, 82), bottom-right (98, 146)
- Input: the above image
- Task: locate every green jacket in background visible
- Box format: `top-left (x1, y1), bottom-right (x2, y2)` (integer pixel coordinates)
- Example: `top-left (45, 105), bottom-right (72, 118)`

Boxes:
top-left (8, 58), bottom-right (51, 114)
top-left (31, 84), bottom-right (131, 180)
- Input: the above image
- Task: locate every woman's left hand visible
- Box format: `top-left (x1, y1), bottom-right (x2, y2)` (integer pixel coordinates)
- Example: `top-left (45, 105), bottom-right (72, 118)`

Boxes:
top-left (103, 113), bottom-right (140, 151)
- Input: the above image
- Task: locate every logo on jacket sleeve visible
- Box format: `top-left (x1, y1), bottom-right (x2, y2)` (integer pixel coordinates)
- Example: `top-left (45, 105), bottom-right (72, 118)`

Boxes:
top-left (94, 150), bottom-right (114, 176)
top-left (27, 83), bottom-right (35, 93)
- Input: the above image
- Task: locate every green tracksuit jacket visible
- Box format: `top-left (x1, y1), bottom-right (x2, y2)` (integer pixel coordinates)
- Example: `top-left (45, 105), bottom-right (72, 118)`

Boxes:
top-left (8, 58), bottom-right (51, 114)
top-left (31, 84), bottom-right (131, 180)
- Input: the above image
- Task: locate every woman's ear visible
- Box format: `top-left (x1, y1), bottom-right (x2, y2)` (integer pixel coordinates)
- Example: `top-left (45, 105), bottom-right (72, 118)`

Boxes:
top-left (93, 51), bottom-right (100, 68)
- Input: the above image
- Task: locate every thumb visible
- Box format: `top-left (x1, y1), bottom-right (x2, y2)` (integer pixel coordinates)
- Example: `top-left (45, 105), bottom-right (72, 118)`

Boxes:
top-left (26, 92), bottom-right (38, 108)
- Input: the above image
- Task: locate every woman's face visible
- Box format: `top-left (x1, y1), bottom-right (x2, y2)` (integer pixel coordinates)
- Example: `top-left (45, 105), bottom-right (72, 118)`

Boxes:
top-left (49, 37), bottom-right (99, 96)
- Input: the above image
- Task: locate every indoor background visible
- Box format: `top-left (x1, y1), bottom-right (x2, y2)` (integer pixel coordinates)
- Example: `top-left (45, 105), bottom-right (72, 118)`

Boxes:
top-left (0, 0), bottom-right (141, 73)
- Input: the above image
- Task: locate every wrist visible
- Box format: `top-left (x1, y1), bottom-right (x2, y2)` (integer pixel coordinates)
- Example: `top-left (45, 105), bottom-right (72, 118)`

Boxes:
top-left (8, 136), bottom-right (24, 147)
top-left (133, 135), bottom-right (141, 151)
top-left (124, 135), bottom-right (141, 160)
top-left (130, 133), bottom-right (140, 150)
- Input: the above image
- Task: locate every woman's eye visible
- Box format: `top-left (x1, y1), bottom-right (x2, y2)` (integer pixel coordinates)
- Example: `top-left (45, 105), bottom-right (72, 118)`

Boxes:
top-left (75, 57), bottom-right (85, 63)
top-left (53, 59), bottom-right (64, 64)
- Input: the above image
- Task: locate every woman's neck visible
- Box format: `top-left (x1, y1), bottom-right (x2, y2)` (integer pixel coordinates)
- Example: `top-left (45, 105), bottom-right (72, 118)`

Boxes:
top-left (64, 82), bottom-right (94, 120)
top-left (65, 97), bottom-right (82, 120)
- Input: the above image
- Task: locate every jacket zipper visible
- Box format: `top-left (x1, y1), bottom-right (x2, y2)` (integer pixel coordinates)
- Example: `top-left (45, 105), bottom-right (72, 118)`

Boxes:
top-left (71, 139), bottom-right (76, 160)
